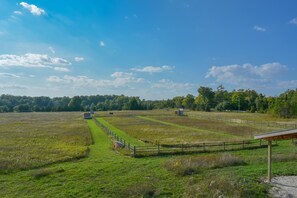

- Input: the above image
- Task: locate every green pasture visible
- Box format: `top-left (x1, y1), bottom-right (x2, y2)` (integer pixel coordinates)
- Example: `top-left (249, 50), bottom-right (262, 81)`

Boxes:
top-left (0, 111), bottom-right (297, 197)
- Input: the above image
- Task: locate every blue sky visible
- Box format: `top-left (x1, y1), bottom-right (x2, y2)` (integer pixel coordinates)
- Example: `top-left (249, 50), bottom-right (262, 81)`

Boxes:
top-left (0, 0), bottom-right (297, 99)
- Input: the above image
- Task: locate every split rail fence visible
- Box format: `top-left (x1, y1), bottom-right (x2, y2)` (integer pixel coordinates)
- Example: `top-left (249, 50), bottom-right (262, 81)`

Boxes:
top-left (93, 118), bottom-right (276, 157)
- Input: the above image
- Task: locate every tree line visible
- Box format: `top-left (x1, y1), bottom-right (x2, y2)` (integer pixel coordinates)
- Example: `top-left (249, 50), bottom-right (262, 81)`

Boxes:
top-left (0, 85), bottom-right (296, 117)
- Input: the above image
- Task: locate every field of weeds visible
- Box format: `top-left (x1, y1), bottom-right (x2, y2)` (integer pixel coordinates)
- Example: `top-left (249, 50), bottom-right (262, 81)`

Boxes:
top-left (0, 112), bottom-right (92, 172)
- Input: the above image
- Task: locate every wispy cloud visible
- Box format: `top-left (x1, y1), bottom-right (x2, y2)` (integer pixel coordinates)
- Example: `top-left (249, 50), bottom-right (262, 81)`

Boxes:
top-left (54, 67), bottom-right (70, 72)
top-left (152, 79), bottom-right (195, 90)
top-left (0, 73), bottom-right (21, 78)
top-left (74, 57), bottom-right (84, 62)
top-left (206, 62), bottom-right (288, 89)
top-left (278, 80), bottom-right (297, 88)
top-left (47, 72), bottom-right (144, 88)
top-left (289, 17), bottom-right (297, 25)
top-left (0, 53), bottom-right (71, 69)
top-left (19, 2), bottom-right (46, 16)
top-left (48, 46), bottom-right (55, 54)
top-left (100, 41), bottom-right (105, 47)
top-left (131, 65), bottom-right (174, 73)
top-left (0, 85), bottom-right (28, 90)
top-left (253, 25), bottom-right (266, 32)
top-left (13, 11), bottom-right (23, 15)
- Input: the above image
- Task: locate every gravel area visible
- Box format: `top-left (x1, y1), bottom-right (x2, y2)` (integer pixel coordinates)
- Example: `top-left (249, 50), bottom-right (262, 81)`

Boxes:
top-left (270, 176), bottom-right (297, 198)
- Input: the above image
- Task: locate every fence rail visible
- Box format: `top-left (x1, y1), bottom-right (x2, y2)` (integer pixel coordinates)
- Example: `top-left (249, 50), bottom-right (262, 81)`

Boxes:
top-left (93, 117), bottom-right (276, 157)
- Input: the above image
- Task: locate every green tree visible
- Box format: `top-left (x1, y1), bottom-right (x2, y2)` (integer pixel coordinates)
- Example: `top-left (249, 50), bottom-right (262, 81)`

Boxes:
top-left (68, 96), bottom-right (82, 111)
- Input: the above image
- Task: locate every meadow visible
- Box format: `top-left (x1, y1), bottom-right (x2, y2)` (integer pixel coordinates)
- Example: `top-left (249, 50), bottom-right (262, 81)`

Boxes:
top-left (97, 110), bottom-right (292, 144)
top-left (0, 110), bottom-right (297, 197)
top-left (0, 112), bottom-right (92, 172)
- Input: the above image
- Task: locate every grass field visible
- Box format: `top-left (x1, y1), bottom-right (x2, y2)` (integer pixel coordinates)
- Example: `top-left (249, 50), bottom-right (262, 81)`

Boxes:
top-left (1, 110), bottom-right (297, 197)
top-left (0, 112), bottom-right (92, 172)
top-left (97, 110), bottom-right (293, 144)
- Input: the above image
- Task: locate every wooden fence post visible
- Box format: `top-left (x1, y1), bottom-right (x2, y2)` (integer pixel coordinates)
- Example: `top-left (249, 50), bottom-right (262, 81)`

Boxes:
top-left (223, 142), bottom-right (226, 151)
top-left (181, 144), bottom-right (184, 153)
top-left (133, 146), bottom-right (136, 157)
top-left (157, 144), bottom-right (160, 155)
top-left (242, 141), bottom-right (245, 149)
top-left (203, 143), bottom-right (205, 152)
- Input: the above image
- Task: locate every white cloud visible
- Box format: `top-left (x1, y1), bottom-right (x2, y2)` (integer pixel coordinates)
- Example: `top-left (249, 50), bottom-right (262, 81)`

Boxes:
top-left (0, 85), bottom-right (27, 90)
top-left (278, 80), bottom-right (297, 88)
top-left (0, 53), bottom-right (71, 68)
top-left (48, 46), bottom-right (55, 54)
top-left (253, 25), bottom-right (266, 32)
top-left (74, 57), bottom-right (84, 62)
top-left (13, 11), bottom-right (23, 15)
top-left (47, 72), bottom-right (144, 88)
top-left (152, 79), bottom-right (195, 91)
top-left (100, 41), bottom-right (105, 47)
top-left (0, 73), bottom-right (20, 78)
top-left (290, 17), bottom-right (297, 25)
top-left (205, 62), bottom-right (288, 88)
top-left (111, 72), bottom-right (134, 78)
top-left (54, 67), bottom-right (70, 72)
top-left (131, 65), bottom-right (174, 73)
top-left (20, 2), bottom-right (46, 16)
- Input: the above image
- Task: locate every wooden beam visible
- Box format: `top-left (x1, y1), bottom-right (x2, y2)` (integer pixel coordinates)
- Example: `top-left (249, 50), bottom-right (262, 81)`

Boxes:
top-left (268, 140), bottom-right (272, 182)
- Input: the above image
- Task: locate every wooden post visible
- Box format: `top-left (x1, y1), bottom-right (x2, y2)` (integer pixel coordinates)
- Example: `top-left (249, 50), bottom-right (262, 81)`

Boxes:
top-left (203, 143), bottom-right (205, 152)
top-left (268, 140), bottom-right (272, 182)
top-left (223, 142), bottom-right (225, 151)
top-left (133, 146), bottom-right (136, 157)
top-left (157, 144), bottom-right (160, 155)
top-left (242, 141), bottom-right (245, 149)
top-left (181, 144), bottom-right (184, 153)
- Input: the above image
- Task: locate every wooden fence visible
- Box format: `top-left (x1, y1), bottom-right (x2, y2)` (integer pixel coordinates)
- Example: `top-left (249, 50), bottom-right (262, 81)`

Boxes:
top-left (93, 118), bottom-right (276, 157)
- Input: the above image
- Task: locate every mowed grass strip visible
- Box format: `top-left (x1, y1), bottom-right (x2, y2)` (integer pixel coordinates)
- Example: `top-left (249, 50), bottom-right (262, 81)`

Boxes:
top-left (0, 112), bottom-right (92, 172)
top-left (148, 115), bottom-right (267, 138)
top-left (104, 115), bottom-right (238, 144)
top-left (95, 117), bottom-right (147, 146)
top-left (138, 116), bottom-right (238, 139)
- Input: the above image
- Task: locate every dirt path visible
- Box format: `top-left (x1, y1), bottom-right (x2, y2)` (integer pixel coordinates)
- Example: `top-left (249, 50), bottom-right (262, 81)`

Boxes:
top-left (270, 176), bottom-right (297, 198)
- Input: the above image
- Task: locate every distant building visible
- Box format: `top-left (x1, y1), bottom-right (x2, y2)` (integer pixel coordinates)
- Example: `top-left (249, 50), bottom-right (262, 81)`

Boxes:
top-left (83, 112), bottom-right (92, 119)
top-left (175, 108), bottom-right (185, 116)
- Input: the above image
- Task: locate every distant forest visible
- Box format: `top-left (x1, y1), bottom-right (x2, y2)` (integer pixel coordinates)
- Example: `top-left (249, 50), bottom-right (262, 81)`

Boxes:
top-left (0, 85), bottom-right (296, 118)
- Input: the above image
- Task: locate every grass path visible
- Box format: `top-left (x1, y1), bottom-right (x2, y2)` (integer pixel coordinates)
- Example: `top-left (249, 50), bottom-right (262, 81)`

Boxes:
top-left (0, 120), bottom-right (183, 197)
top-left (138, 116), bottom-right (238, 139)
top-left (95, 117), bottom-right (147, 146)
